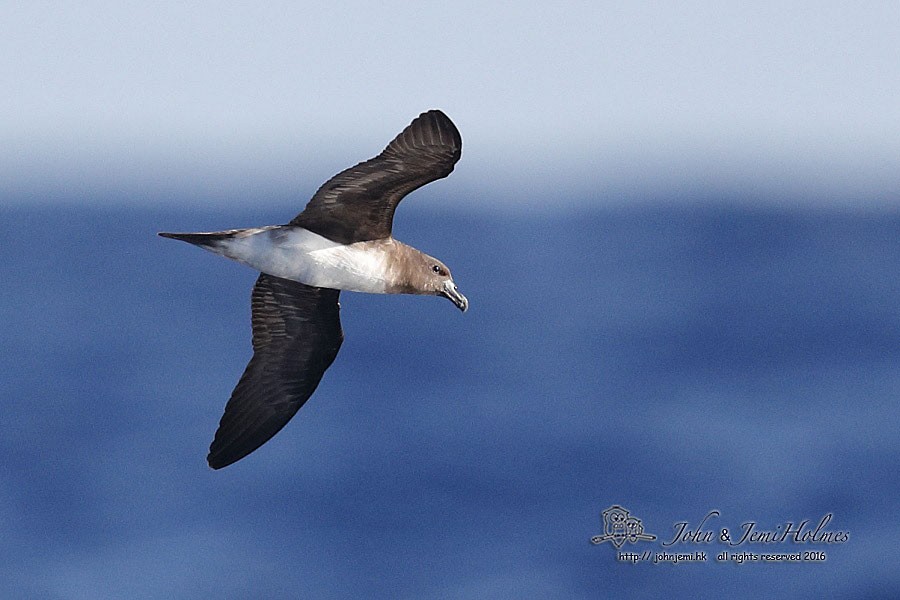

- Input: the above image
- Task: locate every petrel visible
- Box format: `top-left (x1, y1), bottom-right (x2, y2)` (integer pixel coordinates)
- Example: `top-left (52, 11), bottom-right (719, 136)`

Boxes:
top-left (160, 110), bottom-right (467, 469)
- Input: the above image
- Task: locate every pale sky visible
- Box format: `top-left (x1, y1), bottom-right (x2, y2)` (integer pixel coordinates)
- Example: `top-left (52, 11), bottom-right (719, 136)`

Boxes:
top-left (4, 1), bottom-right (900, 208)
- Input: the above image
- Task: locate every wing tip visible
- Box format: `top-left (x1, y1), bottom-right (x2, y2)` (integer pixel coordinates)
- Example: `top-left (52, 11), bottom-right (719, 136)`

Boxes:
top-left (206, 423), bottom-right (265, 470)
top-left (207, 436), bottom-right (255, 470)
top-left (206, 440), bottom-right (235, 470)
top-left (207, 452), bottom-right (234, 470)
top-left (423, 109), bottom-right (462, 147)
top-left (395, 109), bottom-right (462, 155)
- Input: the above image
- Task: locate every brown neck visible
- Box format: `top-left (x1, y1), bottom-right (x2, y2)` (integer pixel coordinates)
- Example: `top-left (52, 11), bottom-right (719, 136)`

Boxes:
top-left (383, 241), bottom-right (433, 295)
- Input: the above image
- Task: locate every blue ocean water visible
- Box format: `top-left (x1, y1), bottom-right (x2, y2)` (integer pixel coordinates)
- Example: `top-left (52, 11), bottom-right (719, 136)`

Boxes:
top-left (1, 202), bottom-right (898, 598)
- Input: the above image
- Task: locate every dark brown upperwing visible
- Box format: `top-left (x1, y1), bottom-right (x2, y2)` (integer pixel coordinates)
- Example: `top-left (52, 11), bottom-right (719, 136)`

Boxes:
top-left (289, 110), bottom-right (462, 244)
top-left (207, 274), bottom-right (343, 469)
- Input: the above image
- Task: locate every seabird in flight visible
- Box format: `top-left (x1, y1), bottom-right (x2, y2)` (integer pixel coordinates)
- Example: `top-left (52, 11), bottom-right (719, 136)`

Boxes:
top-left (159, 110), bottom-right (467, 469)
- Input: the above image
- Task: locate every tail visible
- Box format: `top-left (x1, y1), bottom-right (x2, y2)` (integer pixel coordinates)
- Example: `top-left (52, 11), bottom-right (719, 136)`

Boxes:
top-left (159, 225), bottom-right (279, 249)
top-left (158, 229), bottom-right (248, 249)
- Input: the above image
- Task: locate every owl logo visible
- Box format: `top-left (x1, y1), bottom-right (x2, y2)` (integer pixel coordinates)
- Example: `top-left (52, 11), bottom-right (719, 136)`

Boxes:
top-left (591, 505), bottom-right (657, 548)
top-left (624, 516), bottom-right (645, 543)
top-left (603, 505), bottom-right (630, 548)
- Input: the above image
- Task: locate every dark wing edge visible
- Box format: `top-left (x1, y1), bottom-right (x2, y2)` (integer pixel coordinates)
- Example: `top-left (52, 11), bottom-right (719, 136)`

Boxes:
top-left (207, 274), bottom-right (343, 469)
top-left (289, 110), bottom-right (462, 244)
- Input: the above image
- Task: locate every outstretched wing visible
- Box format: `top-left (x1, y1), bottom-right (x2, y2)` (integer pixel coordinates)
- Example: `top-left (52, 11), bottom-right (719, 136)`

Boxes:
top-left (207, 274), bottom-right (343, 469)
top-left (289, 110), bottom-right (462, 245)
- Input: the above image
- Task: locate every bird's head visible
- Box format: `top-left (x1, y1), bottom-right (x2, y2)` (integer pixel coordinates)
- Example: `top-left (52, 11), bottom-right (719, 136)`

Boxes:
top-left (426, 257), bottom-right (468, 312)
top-left (398, 251), bottom-right (468, 312)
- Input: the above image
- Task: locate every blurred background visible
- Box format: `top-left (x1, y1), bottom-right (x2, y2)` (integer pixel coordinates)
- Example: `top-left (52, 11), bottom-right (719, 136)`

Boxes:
top-left (2, 2), bottom-right (899, 598)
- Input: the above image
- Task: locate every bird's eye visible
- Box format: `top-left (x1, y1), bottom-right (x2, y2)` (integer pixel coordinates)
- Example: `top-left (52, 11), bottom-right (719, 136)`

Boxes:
top-left (432, 265), bottom-right (442, 274)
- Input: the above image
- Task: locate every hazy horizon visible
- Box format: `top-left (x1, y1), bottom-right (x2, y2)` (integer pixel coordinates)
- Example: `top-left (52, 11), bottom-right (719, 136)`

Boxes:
top-left (5, 2), bottom-right (900, 209)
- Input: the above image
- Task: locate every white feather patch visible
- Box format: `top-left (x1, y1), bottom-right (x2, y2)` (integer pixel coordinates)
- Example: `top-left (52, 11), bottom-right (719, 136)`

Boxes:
top-left (216, 227), bottom-right (392, 293)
